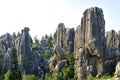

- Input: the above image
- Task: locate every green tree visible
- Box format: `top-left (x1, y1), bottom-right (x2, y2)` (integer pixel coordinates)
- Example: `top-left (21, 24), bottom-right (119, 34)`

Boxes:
top-left (45, 34), bottom-right (48, 39)
top-left (47, 34), bottom-right (53, 48)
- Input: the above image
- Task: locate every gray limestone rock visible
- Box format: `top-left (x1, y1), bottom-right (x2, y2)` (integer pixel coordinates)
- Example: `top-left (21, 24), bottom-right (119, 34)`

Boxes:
top-left (17, 27), bottom-right (34, 77)
top-left (114, 61), bottom-right (120, 77)
top-left (54, 23), bottom-right (75, 53)
top-left (49, 45), bottom-right (66, 72)
top-left (0, 33), bottom-right (12, 53)
top-left (2, 48), bottom-right (12, 74)
top-left (103, 30), bottom-right (120, 73)
top-left (54, 45), bottom-right (66, 61)
top-left (105, 30), bottom-right (119, 48)
top-left (118, 31), bottom-right (120, 49)
top-left (74, 7), bottom-right (105, 80)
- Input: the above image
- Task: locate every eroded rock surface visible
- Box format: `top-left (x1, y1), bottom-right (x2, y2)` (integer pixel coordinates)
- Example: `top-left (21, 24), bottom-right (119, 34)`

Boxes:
top-left (74, 7), bottom-right (105, 80)
top-left (49, 45), bottom-right (66, 72)
top-left (54, 23), bottom-right (75, 53)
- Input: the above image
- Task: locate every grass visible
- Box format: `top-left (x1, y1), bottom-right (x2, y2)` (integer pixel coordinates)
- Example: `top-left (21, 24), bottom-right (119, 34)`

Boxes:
top-left (87, 73), bottom-right (119, 80)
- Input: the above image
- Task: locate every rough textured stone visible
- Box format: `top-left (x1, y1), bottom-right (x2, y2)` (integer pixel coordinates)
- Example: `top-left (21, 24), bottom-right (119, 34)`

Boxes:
top-left (54, 23), bottom-right (75, 53)
top-left (49, 45), bottom-right (66, 72)
top-left (74, 7), bottom-right (105, 80)
top-left (0, 33), bottom-right (12, 53)
top-left (103, 30), bottom-right (120, 73)
top-left (54, 45), bottom-right (66, 61)
top-left (54, 60), bottom-right (67, 72)
top-left (118, 31), bottom-right (120, 49)
top-left (105, 30), bottom-right (119, 48)
top-left (114, 61), bottom-right (120, 77)
top-left (16, 27), bottom-right (34, 77)
top-left (2, 48), bottom-right (12, 74)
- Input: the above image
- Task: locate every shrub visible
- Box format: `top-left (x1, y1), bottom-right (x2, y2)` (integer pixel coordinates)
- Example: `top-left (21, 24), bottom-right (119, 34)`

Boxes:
top-left (87, 74), bottom-right (94, 80)
top-left (32, 44), bottom-right (38, 51)
top-left (45, 53), bottom-right (75, 80)
top-left (0, 75), bottom-right (4, 80)
top-left (22, 75), bottom-right (39, 80)
top-left (40, 52), bottom-right (53, 59)
top-left (4, 70), bottom-right (21, 80)
top-left (4, 70), bottom-right (12, 80)
top-left (45, 72), bottom-right (63, 80)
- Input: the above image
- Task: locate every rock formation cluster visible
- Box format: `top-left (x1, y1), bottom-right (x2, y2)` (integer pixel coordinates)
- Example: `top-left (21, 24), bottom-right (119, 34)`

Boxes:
top-left (0, 6), bottom-right (120, 80)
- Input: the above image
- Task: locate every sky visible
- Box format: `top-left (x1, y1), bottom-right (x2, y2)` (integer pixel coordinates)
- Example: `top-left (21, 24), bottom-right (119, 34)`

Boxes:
top-left (0, 0), bottom-right (120, 39)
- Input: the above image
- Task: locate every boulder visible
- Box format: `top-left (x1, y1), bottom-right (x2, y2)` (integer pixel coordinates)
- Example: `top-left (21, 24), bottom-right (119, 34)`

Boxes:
top-left (54, 60), bottom-right (67, 72)
top-left (49, 45), bottom-right (66, 72)
top-left (54, 45), bottom-right (66, 61)
top-left (74, 7), bottom-right (105, 80)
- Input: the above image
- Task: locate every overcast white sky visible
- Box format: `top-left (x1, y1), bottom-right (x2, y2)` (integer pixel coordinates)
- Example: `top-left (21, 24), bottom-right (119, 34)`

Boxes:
top-left (0, 0), bottom-right (120, 39)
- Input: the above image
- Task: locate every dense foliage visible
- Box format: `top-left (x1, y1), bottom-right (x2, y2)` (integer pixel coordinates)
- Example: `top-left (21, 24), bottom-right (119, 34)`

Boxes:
top-left (4, 70), bottom-right (21, 80)
top-left (40, 52), bottom-right (53, 59)
top-left (45, 53), bottom-right (75, 80)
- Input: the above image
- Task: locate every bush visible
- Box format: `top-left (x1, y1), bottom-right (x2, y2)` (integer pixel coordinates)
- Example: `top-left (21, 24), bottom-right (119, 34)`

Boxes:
top-left (4, 70), bottom-right (21, 80)
top-left (45, 53), bottom-right (75, 80)
top-left (87, 73), bottom-right (115, 80)
top-left (32, 44), bottom-right (38, 51)
top-left (4, 70), bottom-right (12, 80)
top-left (45, 72), bottom-right (63, 80)
top-left (45, 73), bottom-right (52, 80)
top-left (87, 74), bottom-right (94, 80)
top-left (40, 52), bottom-right (53, 59)
top-left (22, 75), bottom-right (39, 80)
top-left (61, 53), bottom-right (74, 79)
top-left (0, 75), bottom-right (4, 80)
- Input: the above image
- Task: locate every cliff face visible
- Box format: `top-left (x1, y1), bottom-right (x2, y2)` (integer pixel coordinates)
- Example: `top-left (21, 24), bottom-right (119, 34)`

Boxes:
top-left (54, 23), bottom-right (75, 53)
top-left (74, 7), bottom-right (105, 80)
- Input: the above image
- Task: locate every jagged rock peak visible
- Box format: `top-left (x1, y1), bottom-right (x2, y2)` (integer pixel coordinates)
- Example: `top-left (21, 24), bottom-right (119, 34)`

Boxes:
top-left (83, 7), bottom-right (103, 15)
top-left (21, 27), bottom-right (30, 33)
top-left (58, 23), bottom-right (65, 28)
top-left (54, 23), bottom-right (75, 53)
top-left (105, 30), bottom-right (119, 48)
top-left (74, 7), bottom-right (105, 80)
